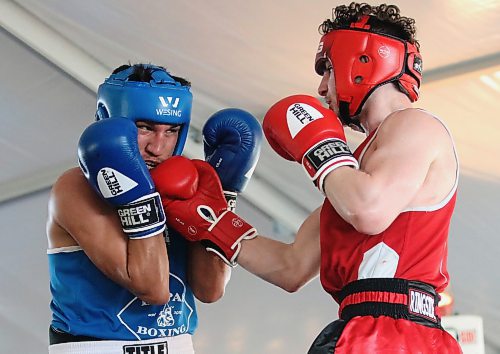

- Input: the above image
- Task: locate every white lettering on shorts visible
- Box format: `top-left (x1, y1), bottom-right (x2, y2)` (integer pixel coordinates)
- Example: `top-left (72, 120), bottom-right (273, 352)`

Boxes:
top-left (408, 288), bottom-right (437, 322)
top-left (123, 340), bottom-right (168, 354)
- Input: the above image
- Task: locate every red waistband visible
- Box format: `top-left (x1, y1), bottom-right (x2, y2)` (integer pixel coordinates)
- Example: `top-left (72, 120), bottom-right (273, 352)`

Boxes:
top-left (339, 290), bottom-right (407, 314)
top-left (336, 278), bottom-right (441, 328)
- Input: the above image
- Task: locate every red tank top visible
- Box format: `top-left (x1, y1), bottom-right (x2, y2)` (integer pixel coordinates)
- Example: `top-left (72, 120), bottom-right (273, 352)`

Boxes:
top-left (320, 120), bottom-right (458, 303)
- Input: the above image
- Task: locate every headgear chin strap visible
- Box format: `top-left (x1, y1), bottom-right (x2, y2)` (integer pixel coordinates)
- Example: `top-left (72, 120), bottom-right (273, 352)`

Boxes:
top-left (96, 64), bottom-right (193, 156)
top-left (315, 16), bottom-right (422, 130)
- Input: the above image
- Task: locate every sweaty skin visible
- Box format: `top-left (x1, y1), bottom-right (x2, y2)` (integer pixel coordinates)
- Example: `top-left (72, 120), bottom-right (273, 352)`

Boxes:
top-left (237, 73), bottom-right (456, 294)
top-left (47, 121), bottom-right (230, 304)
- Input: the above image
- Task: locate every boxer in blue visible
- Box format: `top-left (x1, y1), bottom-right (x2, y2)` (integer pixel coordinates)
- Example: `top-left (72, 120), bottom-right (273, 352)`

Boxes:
top-left (46, 64), bottom-right (262, 353)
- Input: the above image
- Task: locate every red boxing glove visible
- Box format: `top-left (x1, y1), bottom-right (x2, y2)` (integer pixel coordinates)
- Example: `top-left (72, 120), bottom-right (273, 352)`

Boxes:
top-left (151, 156), bottom-right (257, 267)
top-left (151, 155), bottom-right (199, 199)
top-left (263, 95), bottom-right (358, 193)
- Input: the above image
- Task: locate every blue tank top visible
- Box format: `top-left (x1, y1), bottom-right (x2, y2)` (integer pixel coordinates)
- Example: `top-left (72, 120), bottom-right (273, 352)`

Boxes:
top-left (48, 230), bottom-right (198, 340)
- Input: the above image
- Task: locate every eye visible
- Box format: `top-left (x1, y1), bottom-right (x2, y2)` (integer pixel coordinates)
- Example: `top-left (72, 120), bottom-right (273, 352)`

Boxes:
top-left (136, 122), bottom-right (154, 133)
top-left (165, 126), bottom-right (181, 135)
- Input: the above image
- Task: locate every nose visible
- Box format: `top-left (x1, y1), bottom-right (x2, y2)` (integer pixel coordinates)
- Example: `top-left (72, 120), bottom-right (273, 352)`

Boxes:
top-left (317, 74), bottom-right (329, 97)
top-left (145, 133), bottom-right (165, 156)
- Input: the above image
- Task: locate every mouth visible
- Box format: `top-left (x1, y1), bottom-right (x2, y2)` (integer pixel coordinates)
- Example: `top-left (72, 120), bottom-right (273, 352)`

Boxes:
top-left (145, 161), bottom-right (159, 170)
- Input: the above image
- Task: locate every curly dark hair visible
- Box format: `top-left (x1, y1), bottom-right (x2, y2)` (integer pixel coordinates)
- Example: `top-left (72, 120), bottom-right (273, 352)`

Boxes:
top-left (319, 2), bottom-right (419, 49)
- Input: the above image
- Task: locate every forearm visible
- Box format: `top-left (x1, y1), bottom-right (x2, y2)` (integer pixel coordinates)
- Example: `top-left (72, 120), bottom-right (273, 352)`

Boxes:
top-left (119, 234), bottom-right (170, 304)
top-left (188, 242), bottom-right (231, 303)
top-left (237, 235), bottom-right (318, 293)
top-left (323, 165), bottom-right (418, 234)
top-left (323, 166), bottom-right (378, 225)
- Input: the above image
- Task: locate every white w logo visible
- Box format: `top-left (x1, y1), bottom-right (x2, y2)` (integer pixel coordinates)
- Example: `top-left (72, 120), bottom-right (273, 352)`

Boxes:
top-left (159, 96), bottom-right (180, 108)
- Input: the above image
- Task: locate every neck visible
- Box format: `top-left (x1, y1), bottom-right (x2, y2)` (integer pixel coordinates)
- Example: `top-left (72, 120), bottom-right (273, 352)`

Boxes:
top-left (357, 84), bottom-right (413, 134)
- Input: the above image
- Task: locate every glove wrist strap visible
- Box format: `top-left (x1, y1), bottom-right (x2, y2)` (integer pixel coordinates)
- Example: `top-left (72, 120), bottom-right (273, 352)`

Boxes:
top-left (301, 138), bottom-right (359, 194)
top-left (204, 210), bottom-right (257, 267)
top-left (117, 192), bottom-right (166, 239)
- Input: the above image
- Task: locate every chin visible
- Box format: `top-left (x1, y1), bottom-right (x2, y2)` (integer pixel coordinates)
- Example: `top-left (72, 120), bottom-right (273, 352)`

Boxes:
top-left (329, 104), bottom-right (339, 116)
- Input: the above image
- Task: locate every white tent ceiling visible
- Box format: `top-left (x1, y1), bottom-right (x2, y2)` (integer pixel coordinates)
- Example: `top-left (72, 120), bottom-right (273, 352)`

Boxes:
top-left (1, 0), bottom-right (500, 353)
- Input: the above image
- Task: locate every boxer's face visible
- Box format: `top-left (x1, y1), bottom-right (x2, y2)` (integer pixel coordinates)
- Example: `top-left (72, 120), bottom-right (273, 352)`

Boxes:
top-left (317, 59), bottom-right (339, 116)
top-left (136, 120), bottom-right (180, 169)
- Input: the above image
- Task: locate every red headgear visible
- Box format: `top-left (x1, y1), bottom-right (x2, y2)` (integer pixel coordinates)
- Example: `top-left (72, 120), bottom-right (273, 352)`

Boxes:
top-left (315, 16), bottom-right (422, 128)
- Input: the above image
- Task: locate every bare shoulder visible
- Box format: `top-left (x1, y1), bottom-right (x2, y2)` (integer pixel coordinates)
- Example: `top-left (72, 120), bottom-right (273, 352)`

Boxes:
top-left (50, 167), bottom-right (97, 211)
top-left (376, 108), bottom-right (451, 148)
top-left (51, 167), bottom-right (102, 205)
top-left (48, 167), bottom-right (89, 247)
top-left (52, 167), bottom-right (87, 191)
top-left (49, 167), bottom-right (113, 234)
top-left (361, 108), bottom-right (456, 211)
top-left (381, 108), bottom-right (448, 132)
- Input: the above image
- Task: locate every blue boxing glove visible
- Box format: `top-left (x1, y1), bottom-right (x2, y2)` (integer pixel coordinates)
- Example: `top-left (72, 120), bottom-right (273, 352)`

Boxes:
top-left (203, 108), bottom-right (263, 211)
top-left (78, 117), bottom-right (166, 239)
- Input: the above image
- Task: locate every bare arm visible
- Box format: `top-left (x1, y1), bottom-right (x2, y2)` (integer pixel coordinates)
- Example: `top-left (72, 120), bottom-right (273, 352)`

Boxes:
top-left (323, 109), bottom-right (456, 234)
top-left (236, 207), bottom-right (322, 292)
top-left (47, 168), bottom-right (170, 305)
top-left (187, 242), bottom-right (231, 303)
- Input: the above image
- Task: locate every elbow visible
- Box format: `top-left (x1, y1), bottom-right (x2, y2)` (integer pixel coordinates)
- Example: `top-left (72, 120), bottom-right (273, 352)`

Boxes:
top-left (280, 274), bottom-right (311, 293)
top-left (124, 264), bottom-right (171, 305)
top-left (193, 287), bottom-right (225, 303)
top-left (282, 283), bottom-right (301, 293)
top-left (277, 257), bottom-right (318, 293)
top-left (189, 265), bottom-right (230, 303)
top-left (134, 281), bottom-right (170, 305)
top-left (138, 289), bottom-right (170, 305)
top-left (348, 211), bottom-right (392, 235)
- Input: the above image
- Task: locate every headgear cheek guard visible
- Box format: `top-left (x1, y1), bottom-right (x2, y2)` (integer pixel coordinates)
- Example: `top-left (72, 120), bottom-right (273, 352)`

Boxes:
top-left (315, 16), bottom-right (422, 128)
top-left (96, 65), bottom-right (193, 156)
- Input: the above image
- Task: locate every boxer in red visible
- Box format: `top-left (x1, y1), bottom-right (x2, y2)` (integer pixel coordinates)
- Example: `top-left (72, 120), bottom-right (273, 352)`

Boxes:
top-left (158, 3), bottom-right (462, 352)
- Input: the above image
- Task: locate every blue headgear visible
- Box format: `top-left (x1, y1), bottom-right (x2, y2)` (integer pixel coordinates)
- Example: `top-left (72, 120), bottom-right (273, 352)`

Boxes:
top-left (95, 64), bottom-right (193, 156)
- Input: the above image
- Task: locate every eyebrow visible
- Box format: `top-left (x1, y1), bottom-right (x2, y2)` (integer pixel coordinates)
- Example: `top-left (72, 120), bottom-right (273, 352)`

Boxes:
top-left (136, 121), bottom-right (181, 128)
